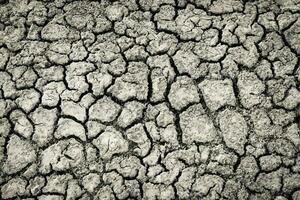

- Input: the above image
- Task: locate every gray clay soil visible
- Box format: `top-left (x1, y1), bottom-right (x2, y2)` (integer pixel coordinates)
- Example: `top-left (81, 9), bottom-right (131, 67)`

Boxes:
top-left (0, 0), bottom-right (300, 199)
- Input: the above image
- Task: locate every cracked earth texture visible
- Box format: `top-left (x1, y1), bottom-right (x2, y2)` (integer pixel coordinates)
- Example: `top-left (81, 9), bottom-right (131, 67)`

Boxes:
top-left (0, 0), bottom-right (300, 199)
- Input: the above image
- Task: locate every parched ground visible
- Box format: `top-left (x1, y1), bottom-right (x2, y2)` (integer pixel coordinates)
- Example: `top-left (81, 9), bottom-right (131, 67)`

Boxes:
top-left (0, 0), bottom-right (300, 199)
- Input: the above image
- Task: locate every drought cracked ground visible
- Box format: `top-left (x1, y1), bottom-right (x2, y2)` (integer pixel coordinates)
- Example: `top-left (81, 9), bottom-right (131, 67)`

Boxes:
top-left (0, 0), bottom-right (300, 199)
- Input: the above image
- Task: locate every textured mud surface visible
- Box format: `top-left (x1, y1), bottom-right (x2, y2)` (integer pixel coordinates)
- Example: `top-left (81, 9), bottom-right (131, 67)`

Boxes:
top-left (0, 0), bottom-right (300, 199)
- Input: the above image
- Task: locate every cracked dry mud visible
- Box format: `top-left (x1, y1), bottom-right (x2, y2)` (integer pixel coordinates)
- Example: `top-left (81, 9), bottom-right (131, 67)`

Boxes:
top-left (0, 0), bottom-right (300, 200)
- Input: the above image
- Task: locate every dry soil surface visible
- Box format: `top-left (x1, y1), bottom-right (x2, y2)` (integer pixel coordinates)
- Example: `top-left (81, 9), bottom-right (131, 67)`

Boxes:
top-left (0, 0), bottom-right (300, 199)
